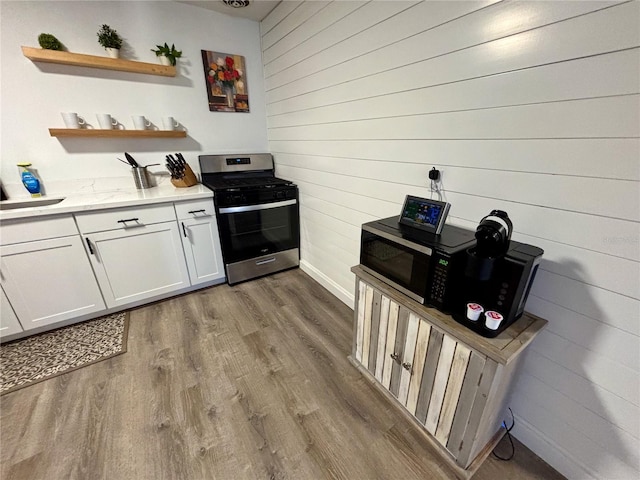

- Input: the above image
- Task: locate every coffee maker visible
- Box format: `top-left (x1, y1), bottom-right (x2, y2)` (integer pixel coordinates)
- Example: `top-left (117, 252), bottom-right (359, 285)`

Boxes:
top-left (453, 210), bottom-right (543, 337)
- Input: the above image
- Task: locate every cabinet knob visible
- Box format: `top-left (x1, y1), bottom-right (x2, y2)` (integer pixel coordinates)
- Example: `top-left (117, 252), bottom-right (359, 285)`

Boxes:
top-left (402, 362), bottom-right (412, 372)
top-left (390, 352), bottom-right (400, 363)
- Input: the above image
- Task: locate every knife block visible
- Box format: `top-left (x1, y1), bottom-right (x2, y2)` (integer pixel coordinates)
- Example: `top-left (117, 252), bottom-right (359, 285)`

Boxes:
top-left (171, 164), bottom-right (198, 188)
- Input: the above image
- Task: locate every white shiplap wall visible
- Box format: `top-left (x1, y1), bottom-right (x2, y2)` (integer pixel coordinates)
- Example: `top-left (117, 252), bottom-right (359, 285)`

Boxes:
top-left (261, 1), bottom-right (640, 479)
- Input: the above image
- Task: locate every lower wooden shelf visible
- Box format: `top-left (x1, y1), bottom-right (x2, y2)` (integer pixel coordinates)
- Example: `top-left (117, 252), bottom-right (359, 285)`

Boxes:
top-left (49, 129), bottom-right (187, 138)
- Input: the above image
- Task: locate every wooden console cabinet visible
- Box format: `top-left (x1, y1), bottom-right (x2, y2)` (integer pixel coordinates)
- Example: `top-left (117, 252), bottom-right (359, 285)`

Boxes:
top-left (349, 265), bottom-right (546, 479)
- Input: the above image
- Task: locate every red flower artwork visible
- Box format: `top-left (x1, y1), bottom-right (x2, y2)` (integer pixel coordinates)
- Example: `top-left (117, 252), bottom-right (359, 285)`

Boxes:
top-left (202, 50), bottom-right (249, 112)
top-left (208, 55), bottom-right (241, 88)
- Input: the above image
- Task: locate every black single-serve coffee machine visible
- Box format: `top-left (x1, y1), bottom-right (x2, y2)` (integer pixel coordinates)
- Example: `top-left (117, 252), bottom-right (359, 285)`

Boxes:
top-left (452, 210), bottom-right (543, 337)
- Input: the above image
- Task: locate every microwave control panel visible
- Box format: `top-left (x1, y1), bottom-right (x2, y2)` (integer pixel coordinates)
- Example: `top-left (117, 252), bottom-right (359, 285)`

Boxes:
top-left (426, 250), bottom-right (464, 312)
top-left (428, 251), bottom-right (454, 309)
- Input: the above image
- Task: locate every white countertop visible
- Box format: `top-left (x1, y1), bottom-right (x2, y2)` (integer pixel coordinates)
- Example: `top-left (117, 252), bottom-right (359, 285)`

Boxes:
top-left (0, 176), bottom-right (213, 221)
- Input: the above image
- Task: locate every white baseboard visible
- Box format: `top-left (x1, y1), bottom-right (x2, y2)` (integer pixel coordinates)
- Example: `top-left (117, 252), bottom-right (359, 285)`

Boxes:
top-left (512, 414), bottom-right (598, 480)
top-left (300, 260), bottom-right (355, 309)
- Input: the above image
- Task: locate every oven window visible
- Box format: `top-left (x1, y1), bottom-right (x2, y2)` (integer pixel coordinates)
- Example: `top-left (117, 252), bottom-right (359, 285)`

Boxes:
top-left (361, 233), bottom-right (430, 296)
top-left (218, 203), bottom-right (299, 263)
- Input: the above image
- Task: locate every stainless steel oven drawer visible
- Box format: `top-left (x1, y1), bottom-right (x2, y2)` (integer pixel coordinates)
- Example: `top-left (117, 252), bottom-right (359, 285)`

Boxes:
top-left (225, 248), bottom-right (299, 285)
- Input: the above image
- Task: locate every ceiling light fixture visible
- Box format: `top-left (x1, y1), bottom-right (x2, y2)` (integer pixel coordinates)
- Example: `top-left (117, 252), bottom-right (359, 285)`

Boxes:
top-left (222, 0), bottom-right (250, 8)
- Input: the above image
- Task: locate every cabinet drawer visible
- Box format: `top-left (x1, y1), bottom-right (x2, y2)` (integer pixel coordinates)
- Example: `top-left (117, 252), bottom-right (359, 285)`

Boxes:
top-left (75, 203), bottom-right (176, 234)
top-left (0, 214), bottom-right (78, 245)
top-left (174, 198), bottom-right (215, 220)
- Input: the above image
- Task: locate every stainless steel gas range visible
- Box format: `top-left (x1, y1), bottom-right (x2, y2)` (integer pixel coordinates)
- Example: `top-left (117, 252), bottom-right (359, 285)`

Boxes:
top-left (198, 153), bottom-right (300, 285)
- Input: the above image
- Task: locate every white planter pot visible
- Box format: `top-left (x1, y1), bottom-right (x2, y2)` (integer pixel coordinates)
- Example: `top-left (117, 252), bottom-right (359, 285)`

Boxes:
top-left (159, 55), bottom-right (172, 66)
top-left (105, 48), bottom-right (120, 59)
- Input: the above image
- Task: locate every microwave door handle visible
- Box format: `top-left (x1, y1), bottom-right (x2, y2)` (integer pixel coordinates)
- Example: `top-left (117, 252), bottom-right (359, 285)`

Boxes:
top-left (218, 199), bottom-right (296, 214)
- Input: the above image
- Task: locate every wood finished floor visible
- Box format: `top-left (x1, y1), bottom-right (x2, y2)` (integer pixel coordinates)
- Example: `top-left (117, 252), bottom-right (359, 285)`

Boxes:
top-left (0, 269), bottom-right (564, 480)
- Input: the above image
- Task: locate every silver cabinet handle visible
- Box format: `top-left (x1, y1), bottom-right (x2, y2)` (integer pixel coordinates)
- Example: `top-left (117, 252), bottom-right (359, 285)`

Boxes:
top-left (402, 362), bottom-right (413, 373)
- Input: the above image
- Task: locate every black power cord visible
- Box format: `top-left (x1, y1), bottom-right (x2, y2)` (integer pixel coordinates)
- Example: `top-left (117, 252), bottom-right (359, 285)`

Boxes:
top-left (492, 407), bottom-right (516, 461)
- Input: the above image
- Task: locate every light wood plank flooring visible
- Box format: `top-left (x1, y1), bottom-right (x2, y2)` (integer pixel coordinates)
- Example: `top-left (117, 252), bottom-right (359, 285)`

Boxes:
top-left (0, 269), bottom-right (564, 480)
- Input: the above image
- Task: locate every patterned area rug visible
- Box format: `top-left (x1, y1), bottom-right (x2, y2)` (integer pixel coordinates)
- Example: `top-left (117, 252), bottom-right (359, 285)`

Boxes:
top-left (0, 312), bottom-right (129, 395)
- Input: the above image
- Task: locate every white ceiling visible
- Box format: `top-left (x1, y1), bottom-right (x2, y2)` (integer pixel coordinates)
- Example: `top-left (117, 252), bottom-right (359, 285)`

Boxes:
top-left (177, 0), bottom-right (281, 22)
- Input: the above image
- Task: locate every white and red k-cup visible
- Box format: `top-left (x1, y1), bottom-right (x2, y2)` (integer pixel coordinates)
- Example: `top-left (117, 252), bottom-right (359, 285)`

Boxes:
top-left (484, 310), bottom-right (504, 330)
top-left (466, 303), bottom-right (484, 321)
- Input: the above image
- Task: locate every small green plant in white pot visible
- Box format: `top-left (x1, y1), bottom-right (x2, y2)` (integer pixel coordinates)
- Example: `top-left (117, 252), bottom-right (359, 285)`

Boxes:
top-left (97, 24), bottom-right (123, 58)
top-left (151, 43), bottom-right (182, 66)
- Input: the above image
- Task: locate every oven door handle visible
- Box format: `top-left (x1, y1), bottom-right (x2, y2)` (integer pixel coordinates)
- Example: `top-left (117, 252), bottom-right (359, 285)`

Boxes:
top-left (218, 199), bottom-right (297, 214)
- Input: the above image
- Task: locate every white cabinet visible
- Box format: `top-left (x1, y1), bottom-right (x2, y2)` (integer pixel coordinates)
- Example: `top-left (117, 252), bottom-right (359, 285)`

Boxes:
top-left (0, 220), bottom-right (106, 331)
top-left (0, 196), bottom-right (221, 340)
top-left (175, 199), bottom-right (225, 286)
top-left (77, 205), bottom-right (190, 308)
top-left (1, 287), bottom-right (23, 337)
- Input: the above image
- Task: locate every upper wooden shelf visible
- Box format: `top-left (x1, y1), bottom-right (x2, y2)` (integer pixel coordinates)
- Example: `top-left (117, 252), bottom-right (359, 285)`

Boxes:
top-left (49, 129), bottom-right (187, 138)
top-left (22, 46), bottom-right (176, 77)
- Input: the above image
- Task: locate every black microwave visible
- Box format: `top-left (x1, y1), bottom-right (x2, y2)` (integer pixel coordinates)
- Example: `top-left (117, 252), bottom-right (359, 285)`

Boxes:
top-left (360, 216), bottom-right (476, 311)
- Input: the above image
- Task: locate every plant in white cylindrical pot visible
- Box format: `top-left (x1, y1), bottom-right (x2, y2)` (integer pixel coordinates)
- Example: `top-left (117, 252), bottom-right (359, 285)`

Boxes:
top-left (97, 24), bottom-right (123, 58)
top-left (151, 43), bottom-right (182, 66)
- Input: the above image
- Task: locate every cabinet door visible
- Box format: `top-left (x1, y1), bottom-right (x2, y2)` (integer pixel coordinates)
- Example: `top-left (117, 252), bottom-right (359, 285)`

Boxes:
top-left (85, 222), bottom-right (189, 308)
top-left (1, 287), bottom-right (23, 338)
top-left (355, 282), bottom-right (373, 365)
top-left (389, 306), bottom-right (410, 398)
top-left (0, 236), bottom-right (105, 330)
top-left (405, 318), bottom-right (431, 414)
top-left (179, 216), bottom-right (225, 286)
top-left (396, 312), bottom-right (420, 404)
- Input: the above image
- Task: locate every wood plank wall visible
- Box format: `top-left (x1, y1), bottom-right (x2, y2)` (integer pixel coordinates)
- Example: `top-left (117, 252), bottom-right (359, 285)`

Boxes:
top-left (260, 2), bottom-right (640, 478)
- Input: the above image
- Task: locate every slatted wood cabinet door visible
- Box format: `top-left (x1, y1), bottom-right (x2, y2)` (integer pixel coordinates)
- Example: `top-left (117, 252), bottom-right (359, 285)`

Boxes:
top-left (350, 271), bottom-right (545, 476)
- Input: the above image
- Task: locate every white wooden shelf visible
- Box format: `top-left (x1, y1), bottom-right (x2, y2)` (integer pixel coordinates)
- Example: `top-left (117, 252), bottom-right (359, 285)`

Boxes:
top-left (22, 46), bottom-right (176, 77)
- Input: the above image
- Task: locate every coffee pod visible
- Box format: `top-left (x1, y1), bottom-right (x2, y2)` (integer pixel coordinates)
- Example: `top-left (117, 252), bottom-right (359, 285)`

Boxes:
top-left (484, 310), bottom-right (504, 330)
top-left (466, 303), bottom-right (484, 321)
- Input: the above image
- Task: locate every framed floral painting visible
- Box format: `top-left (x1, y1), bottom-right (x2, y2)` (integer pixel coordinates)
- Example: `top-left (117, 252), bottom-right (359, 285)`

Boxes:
top-left (201, 50), bottom-right (249, 112)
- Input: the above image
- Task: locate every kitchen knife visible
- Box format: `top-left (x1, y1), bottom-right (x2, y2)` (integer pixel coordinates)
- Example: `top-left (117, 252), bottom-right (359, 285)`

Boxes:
top-left (165, 156), bottom-right (183, 179)
top-left (170, 154), bottom-right (185, 177)
top-left (165, 157), bottom-right (177, 177)
top-left (166, 155), bottom-right (178, 171)
top-left (176, 154), bottom-right (187, 178)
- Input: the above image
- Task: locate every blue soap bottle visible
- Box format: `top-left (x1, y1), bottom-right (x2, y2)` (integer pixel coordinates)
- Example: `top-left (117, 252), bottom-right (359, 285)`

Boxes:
top-left (17, 163), bottom-right (41, 197)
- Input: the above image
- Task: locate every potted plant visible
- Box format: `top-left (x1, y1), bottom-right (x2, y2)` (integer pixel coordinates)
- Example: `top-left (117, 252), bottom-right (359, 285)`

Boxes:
top-left (38, 33), bottom-right (63, 51)
top-left (97, 24), bottom-right (123, 58)
top-left (151, 43), bottom-right (182, 66)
